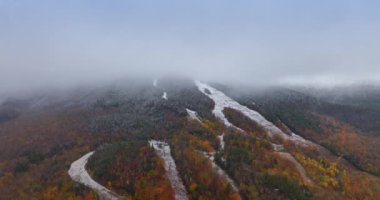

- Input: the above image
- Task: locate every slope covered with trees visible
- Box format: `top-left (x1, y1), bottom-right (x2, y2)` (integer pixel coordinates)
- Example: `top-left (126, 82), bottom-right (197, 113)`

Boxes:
top-left (214, 84), bottom-right (380, 177)
top-left (0, 78), bottom-right (379, 199)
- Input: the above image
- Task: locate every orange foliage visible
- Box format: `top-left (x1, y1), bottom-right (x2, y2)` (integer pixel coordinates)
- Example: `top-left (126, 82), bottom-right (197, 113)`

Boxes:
top-left (200, 140), bottom-right (215, 153)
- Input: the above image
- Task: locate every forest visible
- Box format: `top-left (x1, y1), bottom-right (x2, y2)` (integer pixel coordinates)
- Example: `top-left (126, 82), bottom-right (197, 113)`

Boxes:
top-left (0, 78), bottom-right (379, 200)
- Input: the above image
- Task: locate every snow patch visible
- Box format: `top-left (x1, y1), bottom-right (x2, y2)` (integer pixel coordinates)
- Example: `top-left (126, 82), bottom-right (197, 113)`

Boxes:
top-left (272, 144), bottom-right (285, 152)
top-left (194, 80), bottom-right (311, 146)
top-left (149, 140), bottom-right (188, 200)
top-left (68, 152), bottom-right (120, 200)
top-left (218, 134), bottom-right (225, 151)
top-left (194, 81), bottom-right (313, 188)
top-left (186, 108), bottom-right (201, 122)
top-left (153, 79), bottom-right (158, 87)
top-left (198, 134), bottom-right (241, 197)
top-left (162, 92), bottom-right (168, 100)
top-left (202, 152), bottom-right (240, 194)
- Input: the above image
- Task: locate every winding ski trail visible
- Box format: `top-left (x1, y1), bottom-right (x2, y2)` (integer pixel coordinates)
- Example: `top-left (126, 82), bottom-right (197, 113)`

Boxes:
top-left (68, 152), bottom-right (120, 200)
top-left (195, 80), bottom-right (311, 146)
top-left (202, 152), bottom-right (240, 194)
top-left (149, 140), bottom-right (188, 200)
top-left (186, 108), bottom-right (241, 197)
top-left (194, 80), bottom-right (314, 185)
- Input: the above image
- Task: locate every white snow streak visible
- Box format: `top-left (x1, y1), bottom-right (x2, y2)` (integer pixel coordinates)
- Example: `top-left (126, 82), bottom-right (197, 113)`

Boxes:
top-left (194, 80), bottom-right (311, 146)
top-left (185, 108), bottom-right (239, 195)
top-left (149, 140), bottom-right (188, 200)
top-left (162, 92), bottom-right (168, 100)
top-left (68, 152), bottom-right (120, 200)
top-left (154, 79), bottom-right (168, 100)
top-left (218, 134), bottom-right (225, 151)
top-left (194, 80), bottom-right (313, 185)
top-left (186, 108), bottom-right (201, 122)
top-left (202, 152), bottom-right (240, 194)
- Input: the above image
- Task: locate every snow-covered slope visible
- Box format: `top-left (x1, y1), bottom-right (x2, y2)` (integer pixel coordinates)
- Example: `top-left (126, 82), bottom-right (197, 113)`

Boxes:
top-left (194, 81), bottom-right (313, 186)
top-left (68, 152), bottom-right (120, 200)
top-left (217, 134), bottom-right (225, 151)
top-left (186, 108), bottom-right (201, 122)
top-left (162, 92), bottom-right (168, 100)
top-left (194, 81), bottom-right (311, 146)
top-left (149, 140), bottom-right (188, 200)
top-left (203, 152), bottom-right (240, 194)
top-left (184, 108), bottom-right (240, 197)
top-left (153, 78), bottom-right (168, 100)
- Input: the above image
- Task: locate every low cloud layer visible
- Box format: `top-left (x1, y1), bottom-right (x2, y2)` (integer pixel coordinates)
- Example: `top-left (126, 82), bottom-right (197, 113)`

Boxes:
top-left (1, 0), bottom-right (380, 96)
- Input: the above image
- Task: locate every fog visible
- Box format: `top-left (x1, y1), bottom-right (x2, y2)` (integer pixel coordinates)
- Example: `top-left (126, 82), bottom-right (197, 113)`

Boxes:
top-left (1, 0), bottom-right (380, 98)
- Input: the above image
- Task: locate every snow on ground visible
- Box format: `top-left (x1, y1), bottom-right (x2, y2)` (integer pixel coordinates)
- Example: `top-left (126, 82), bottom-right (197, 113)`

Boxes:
top-left (183, 109), bottom-right (238, 195)
top-left (162, 92), bottom-right (168, 100)
top-left (218, 134), bottom-right (225, 151)
top-left (194, 81), bottom-right (314, 186)
top-left (186, 108), bottom-right (201, 122)
top-left (149, 140), bottom-right (188, 200)
top-left (68, 152), bottom-right (120, 200)
top-left (153, 79), bottom-right (158, 87)
top-left (272, 144), bottom-right (285, 152)
top-left (194, 80), bottom-right (311, 146)
top-left (202, 152), bottom-right (240, 195)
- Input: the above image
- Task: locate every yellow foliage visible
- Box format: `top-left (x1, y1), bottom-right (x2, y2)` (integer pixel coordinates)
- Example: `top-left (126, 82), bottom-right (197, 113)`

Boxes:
top-left (294, 153), bottom-right (340, 188)
top-left (201, 119), bottom-right (221, 133)
top-left (189, 182), bottom-right (198, 192)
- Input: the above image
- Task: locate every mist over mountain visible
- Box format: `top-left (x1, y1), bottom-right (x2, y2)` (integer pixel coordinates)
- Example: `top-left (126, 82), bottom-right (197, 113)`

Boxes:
top-left (1, 0), bottom-right (380, 97)
top-left (1, 1), bottom-right (380, 200)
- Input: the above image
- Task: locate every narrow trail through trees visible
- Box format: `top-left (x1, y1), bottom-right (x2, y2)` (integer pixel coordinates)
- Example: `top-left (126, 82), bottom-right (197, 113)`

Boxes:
top-left (187, 109), bottom-right (242, 199)
top-left (68, 152), bottom-right (120, 200)
top-left (149, 140), bottom-right (188, 200)
top-left (194, 80), bottom-right (314, 186)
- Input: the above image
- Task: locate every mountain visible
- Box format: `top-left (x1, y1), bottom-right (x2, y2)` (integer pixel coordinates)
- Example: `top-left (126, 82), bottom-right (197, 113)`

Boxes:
top-left (0, 77), bottom-right (379, 200)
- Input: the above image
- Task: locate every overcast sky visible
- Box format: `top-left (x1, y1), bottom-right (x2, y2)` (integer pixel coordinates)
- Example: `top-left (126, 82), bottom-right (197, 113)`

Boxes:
top-left (1, 0), bottom-right (380, 95)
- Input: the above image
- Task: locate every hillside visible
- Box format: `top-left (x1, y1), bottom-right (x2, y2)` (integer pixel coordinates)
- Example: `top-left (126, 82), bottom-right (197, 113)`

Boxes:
top-left (0, 78), bottom-right (379, 200)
